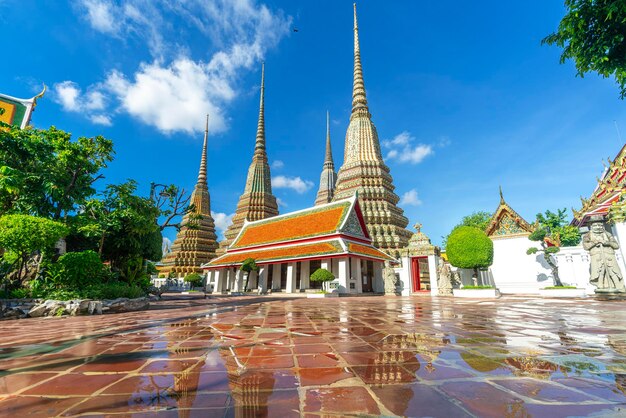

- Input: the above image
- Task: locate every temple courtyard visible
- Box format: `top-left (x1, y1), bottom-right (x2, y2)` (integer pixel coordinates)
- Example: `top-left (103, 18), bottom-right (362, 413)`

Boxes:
top-left (1, 295), bottom-right (626, 417)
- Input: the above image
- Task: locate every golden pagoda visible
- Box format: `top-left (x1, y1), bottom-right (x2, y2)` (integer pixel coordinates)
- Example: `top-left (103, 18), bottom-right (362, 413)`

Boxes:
top-left (159, 116), bottom-right (219, 276)
top-left (332, 4), bottom-right (412, 254)
top-left (218, 64), bottom-right (279, 253)
top-left (314, 111), bottom-right (337, 206)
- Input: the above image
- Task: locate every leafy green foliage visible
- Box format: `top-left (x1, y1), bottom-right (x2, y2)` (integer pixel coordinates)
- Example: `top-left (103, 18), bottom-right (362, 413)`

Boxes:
top-left (34, 282), bottom-right (146, 301)
top-left (184, 273), bottom-right (203, 287)
top-left (240, 258), bottom-right (259, 273)
top-left (526, 247), bottom-right (539, 255)
top-left (446, 226), bottom-right (494, 270)
top-left (0, 214), bottom-right (68, 286)
top-left (0, 123), bottom-right (113, 218)
top-left (47, 250), bottom-right (108, 289)
top-left (310, 268), bottom-right (335, 283)
top-left (543, 0), bottom-right (626, 98)
top-left (442, 211), bottom-right (492, 247)
top-left (460, 285), bottom-right (494, 289)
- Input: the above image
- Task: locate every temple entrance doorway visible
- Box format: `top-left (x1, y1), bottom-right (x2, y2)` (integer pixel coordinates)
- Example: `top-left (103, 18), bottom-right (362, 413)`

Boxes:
top-left (411, 257), bottom-right (431, 292)
top-left (361, 260), bottom-right (374, 292)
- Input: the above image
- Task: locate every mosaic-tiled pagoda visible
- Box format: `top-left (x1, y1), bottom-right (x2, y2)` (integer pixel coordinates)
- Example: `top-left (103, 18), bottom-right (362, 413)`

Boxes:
top-left (332, 4), bottom-right (411, 254)
top-left (159, 116), bottom-right (219, 276)
top-left (218, 64), bottom-right (279, 253)
top-left (314, 111), bottom-right (337, 206)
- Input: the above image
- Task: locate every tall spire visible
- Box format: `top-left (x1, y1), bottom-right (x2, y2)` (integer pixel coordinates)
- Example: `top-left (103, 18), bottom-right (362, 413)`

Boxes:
top-left (352, 3), bottom-right (369, 117)
top-left (197, 114), bottom-right (209, 185)
top-left (333, 4), bottom-right (411, 254)
top-left (315, 111), bottom-right (337, 206)
top-left (324, 111), bottom-right (333, 163)
top-left (158, 116), bottom-right (218, 277)
top-left (218, 63), bottom-right (279, 253)
top-left (255, 62), bottom-right (266, 153)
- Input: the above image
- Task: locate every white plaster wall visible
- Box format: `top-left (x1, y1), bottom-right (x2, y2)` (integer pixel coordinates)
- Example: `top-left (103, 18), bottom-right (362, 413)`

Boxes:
top-left (394, 257), bottom-right (411, 296)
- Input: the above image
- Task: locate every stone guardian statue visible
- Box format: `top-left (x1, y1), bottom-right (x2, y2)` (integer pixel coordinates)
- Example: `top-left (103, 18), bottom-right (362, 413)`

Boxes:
top-left (582, 215), bottom-right (626, 293)
top-left (436, 261), bottom-right (455, 296)
top-left (383, 261), bottom-right (399, 295)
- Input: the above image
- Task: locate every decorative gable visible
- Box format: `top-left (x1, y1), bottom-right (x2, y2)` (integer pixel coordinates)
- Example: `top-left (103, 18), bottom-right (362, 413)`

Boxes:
top-left (341, 208), bottom-right (366, 237)
top-left (485, 189), bottom-right (533, 238)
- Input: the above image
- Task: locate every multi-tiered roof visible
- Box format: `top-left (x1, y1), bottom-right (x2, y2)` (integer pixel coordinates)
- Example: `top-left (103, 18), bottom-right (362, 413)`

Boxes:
top-left (332, 4), bottom-right (412, 254)
top-left (159, 116), bottom-right (219, 276)
top-left (218, 64), bottom-right (279, 253)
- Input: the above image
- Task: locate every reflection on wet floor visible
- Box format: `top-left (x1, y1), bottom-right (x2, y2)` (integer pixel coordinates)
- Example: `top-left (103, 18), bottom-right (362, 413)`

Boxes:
top-left (0, 295), bottom-right (626, 416)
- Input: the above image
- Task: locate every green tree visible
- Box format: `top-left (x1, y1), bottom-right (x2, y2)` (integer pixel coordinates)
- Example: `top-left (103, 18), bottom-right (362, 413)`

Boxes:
top-left (442, 211), bottom-right (492, 247)
top-left (184, 272), bottom-right (203, 288)
top-left (526, 209), bottom-right (580, 287)
top-left (76, 181), bottom-right (162, 283)
top-left (0, 214), bottom-right (68, 289)
top-left (543, 0), bottom-right (626, 98)
top-left (310, 268), bottom-right (335, 292)
top-left (0, 123), bottom-right (114, 218)
top-left (446, 226), bottom-right (494, 285)
top-left (240, 258), bottom-right (259, 291)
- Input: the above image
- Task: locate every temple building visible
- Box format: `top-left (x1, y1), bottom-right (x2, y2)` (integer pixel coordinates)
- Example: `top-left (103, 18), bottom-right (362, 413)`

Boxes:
top-left (204, 195), bottom-right (393, 294)
top-left (0, 86), bottom-right (46, 128)
top-left (332, 4), bottom-right (412, 255)
top-left (218, 64), bottom-right (279, 254)
top-left (158, 116), bottom-right (219, 277)
top-left (314, 112), bottom-right (337, 206)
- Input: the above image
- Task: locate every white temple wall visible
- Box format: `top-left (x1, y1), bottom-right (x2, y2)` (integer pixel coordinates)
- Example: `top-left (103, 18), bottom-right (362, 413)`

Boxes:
top-left (394, 257), bottom-right (411, 296)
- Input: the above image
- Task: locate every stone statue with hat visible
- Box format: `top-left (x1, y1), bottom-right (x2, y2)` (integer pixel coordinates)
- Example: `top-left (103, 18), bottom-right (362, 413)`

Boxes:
top-left (582, 215), bottom-right (625, 292)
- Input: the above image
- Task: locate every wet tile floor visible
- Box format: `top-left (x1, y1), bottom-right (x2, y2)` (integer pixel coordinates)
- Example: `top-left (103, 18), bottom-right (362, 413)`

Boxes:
top-left (1, 295), bottom-right (626, 417)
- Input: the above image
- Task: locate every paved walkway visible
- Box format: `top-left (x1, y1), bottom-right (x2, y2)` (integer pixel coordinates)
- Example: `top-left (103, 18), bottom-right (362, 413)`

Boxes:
top-left (1, 295), bottom-right (626, 417)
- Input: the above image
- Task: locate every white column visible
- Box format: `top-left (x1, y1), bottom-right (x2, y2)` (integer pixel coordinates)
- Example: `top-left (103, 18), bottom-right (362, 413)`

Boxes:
top-left (428, 255), bottom-right (439, 295)
top-left (227, 268), bottom-right (236, 291)
top-left (248, 271), bottom-right (258, 290)
top-left (271, 264), bottom-right (281, 291)
top-left (215, 269), bottom-right (225, 293)
top-left (300, 261), bottom-right (310, 290)
top-left (337, 257), bottom-right (349, 294)
top-left (257, 266), bottom-right (268, 293)
top-left (234, 269), bottom-right (244, 292)
top-left (286, 262), bottom-right (296, 293)
top-left (351, 257), bottom-right (363, 294)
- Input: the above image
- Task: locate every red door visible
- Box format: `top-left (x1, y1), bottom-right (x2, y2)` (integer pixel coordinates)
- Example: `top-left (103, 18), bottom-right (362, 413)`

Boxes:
top-left (411, 257), bottom-right (421, 292)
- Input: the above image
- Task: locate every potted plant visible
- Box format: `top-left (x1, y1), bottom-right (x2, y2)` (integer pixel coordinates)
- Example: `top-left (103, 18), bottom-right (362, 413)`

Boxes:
top-left (240, 258), bottom-right (259, 292)
top-left (307, 268), bottom-right (338, 298)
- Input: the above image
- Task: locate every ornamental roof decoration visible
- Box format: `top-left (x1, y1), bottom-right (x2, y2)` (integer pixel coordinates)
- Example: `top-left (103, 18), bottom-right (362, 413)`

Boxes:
top-left (218, 63), bottom-right (279, 253)
top-left (205, 195), bottom-right (394, 268)
top-left (402, 223), bottom-right (438, 256)
top-left (0, 85), bottom-right (46, 129)
top-left (572, 143), bottom-right (626, 226)
top-left (159, 115), bottom-right (219, 276)
top-left (332, 4), bottom-right (411, 253)
top-left (485, 187), bottom-right (533, 238)
top-left (314, 111), bottom-right (338, 206)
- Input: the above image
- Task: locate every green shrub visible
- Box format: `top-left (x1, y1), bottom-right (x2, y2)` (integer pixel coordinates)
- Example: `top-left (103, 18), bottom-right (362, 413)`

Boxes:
top-left (36, 282), bottom-right (146, 301)
top-left (184, 273), bottom-right (203, 287)
top-left (9, 288), bottom-right (29, 299)
top-left (310, 268), bottom-right (335, 291)
top-left (460, 285), bottom-right (494, 289)
top-left (56, 250), bottom-right (107, 288)
top-left (446, 226), bottom-right (493, 270)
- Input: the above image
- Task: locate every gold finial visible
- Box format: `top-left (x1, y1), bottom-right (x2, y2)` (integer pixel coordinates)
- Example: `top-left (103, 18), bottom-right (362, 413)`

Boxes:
top-left (351, 3), bottom-right (369, 116)
top-left (499, 185), bottom-right (505, 204)
top-left (324, 111), bottom-right (333, 164)
top-left (414, 222), bottom-right (422, 232)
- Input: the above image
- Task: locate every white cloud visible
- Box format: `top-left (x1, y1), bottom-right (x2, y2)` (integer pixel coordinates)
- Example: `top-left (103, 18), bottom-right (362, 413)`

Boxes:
top-left (53, 81), bottom-right (111, 125)
top-left (276, 197), bottom-right (288, 208)
top-left (383, 130), bottom-right (434, 165)
top-left (81, 0), bottom-right (119, 35)
top-left (401, 189), bottom-right (422, 206)
top-left (211, 211), bottom-right (234, 238)
top-left (63, 1), bottom-right (292, 133)
top-left (382, 131), bottom-right (412, 148)
top-left (272, 175), bottom-right (314, 194)
top-left (271, 160), bottom-right (284, 169)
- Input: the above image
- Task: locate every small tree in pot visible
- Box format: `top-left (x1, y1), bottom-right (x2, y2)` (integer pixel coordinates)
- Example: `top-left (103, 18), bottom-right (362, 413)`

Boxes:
top-left (240, 258), bottom-right (259, 291)
top-left (310, 268), bottom-right (335, 292)
top-left (446, 226), bottom-right (494, 286)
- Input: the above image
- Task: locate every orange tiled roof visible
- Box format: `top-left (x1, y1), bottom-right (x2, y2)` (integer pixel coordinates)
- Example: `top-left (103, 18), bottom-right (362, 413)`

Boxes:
top-left (231, 200), bottom-right (352, 249)
top-left (347, 242), bottom-right (394, 261)
top-left (207, 241), bottom-right (343, 267)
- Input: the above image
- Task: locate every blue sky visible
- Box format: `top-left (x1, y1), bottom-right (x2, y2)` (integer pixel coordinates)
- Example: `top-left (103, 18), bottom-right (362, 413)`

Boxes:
top-left (2, 0), bottom-right (625, 246)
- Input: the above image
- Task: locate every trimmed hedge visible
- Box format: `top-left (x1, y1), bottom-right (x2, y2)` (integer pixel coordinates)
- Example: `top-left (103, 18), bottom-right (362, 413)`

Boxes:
top-left (446, 226), bottom-right (493, 270)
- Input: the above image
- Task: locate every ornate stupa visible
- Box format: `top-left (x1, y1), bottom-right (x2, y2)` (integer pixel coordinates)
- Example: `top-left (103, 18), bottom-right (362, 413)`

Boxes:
top-left (159, 116), bottom-right (219, 276)
top-left (218, 64), bottom-right (279, 253)
top-left (332, 4), bottom-right (411, 254)
top-left (314, 111), bottom-right (337, 206)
